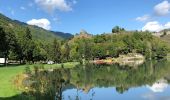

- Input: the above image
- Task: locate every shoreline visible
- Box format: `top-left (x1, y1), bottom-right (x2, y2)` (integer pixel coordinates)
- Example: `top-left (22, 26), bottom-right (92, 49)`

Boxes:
top-left (91, 53), bottom-right (145, 66)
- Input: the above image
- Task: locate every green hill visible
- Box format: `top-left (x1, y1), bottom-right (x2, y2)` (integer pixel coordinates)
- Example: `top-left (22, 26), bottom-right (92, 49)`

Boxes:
top-left (0, 13), bottom-right (73, 42)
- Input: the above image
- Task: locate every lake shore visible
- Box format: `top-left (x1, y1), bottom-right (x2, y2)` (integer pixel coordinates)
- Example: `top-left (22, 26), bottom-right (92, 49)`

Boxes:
top-left (92, 53), bottom-right (145, 66)
top-left (0, 62), bottom-right (79, 98)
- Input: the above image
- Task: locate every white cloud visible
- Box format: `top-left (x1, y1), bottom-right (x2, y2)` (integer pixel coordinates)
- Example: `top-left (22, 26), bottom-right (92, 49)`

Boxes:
top-left (136, 15), bottom-right (151, 22)
top-left (154, 0), bottom-right (170, 16)
top-left (27, 18), bottom-right (51, 30)
top-left (35, 0), bottom-right (73, 13)
top-left (142, 21), bottom-right (170, 32)
top-left (142, 21), bottom-right (163, 32)
top-left (20, 7), bottom-right (26, 10)
top-left (164, 22), bottom-right (170, 29)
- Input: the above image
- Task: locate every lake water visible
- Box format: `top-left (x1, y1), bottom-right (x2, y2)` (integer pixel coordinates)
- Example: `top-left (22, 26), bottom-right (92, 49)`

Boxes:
top-left (27, 60), bottom-right (170, 100)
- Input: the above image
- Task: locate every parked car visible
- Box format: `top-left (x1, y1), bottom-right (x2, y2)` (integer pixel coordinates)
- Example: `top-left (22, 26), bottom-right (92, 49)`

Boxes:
top-left (47, 61), bottom-right (54, 64)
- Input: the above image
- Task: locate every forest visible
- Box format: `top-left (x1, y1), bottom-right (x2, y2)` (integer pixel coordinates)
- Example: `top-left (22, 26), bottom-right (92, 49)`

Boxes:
top-left (0, 26), bottom-right (170, 66)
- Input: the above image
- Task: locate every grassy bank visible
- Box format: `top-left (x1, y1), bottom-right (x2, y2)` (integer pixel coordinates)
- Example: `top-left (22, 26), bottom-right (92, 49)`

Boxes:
top-left (0, 62), bottom-right (79, 98)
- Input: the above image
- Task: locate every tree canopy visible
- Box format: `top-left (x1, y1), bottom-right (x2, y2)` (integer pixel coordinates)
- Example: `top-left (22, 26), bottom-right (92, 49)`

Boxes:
top-left (0, 26), bottom-right (170, 65)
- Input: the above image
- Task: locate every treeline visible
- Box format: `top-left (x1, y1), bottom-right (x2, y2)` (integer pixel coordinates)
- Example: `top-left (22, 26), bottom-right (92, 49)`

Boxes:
top-left (0, 26), bottom-right (170, 65)
top-left (0, 26), bottom-right (71, 65)
top-left (68, 30), bottom-right (170, 61)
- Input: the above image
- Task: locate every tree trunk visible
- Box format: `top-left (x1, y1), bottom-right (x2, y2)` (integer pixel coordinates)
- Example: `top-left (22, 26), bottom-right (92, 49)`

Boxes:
top-left (4, 55), bottom-right (7, 67)
top-left (19, 59), bottom-right (23, 64)
top-left (32, 60), bottom-right (34, 64)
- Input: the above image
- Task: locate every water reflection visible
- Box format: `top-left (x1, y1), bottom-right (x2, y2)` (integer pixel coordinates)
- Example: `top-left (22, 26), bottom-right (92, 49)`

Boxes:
top-left (118, 59), bottom-right (144, 67)
top-left (23, 60), bottom-right (170, 100)
top-left (147, 79), bottom-right (168, 93)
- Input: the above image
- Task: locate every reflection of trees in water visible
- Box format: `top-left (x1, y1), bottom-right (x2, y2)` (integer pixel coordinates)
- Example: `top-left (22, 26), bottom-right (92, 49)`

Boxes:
top-left (116, 86), bottom-right (129, 94)
top-left (71, 60), bottom-right (170, 94)
top-left (26, 68), bottom-right (71, 100)
top-left (24, 60), bottom-right (170, 99)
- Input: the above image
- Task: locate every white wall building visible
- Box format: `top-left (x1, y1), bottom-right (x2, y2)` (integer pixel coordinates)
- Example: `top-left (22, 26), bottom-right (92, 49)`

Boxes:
top-left (0, 58), bottom-right (7, 64)
top-left (0, 58), bottom-right (8, 64)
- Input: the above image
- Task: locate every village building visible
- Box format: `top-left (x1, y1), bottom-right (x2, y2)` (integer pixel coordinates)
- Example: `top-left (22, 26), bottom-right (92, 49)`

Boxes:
top-left (0, 53), bottom-right (7, 64)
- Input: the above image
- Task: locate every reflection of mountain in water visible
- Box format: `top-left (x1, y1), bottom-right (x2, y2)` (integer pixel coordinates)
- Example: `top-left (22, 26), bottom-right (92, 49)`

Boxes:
top-left (24, 60), bottom-right (170, 100)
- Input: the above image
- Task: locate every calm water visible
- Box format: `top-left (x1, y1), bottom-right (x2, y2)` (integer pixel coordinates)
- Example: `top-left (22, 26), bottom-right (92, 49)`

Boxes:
top-left (27, 60), bottom-right (170, 100)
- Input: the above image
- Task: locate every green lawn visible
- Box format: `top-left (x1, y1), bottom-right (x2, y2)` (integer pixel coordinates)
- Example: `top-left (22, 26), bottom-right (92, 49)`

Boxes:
top-left (0, 62), bottom-right (79, 98)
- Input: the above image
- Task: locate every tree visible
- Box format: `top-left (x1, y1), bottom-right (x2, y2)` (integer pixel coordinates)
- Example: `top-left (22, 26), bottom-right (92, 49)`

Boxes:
top-left (52, 39), bottom-right (61, 63)
top-left (0, 27), bottom-right (7, 65)
top-left (0, 27), bottom-right (16, 65)
top-left (22, 27), bottom-right (35, 63)
top-left (84, 40), bottom-right (93, 60)
top-left (33, 43), bottom-right (46, 62)
top-left (92, 43), bottom-right (107, 58)
top-left (153, 42), bottom-right (169, 59)
top-left (0, 27), bottom-right (6, 50)
top-left (112, 26), bottom-right (125, 33)
top-left (13, 39), bottom-right (24, 64)
top-left (69, 43), bottom-right (79, 61)
top-left (94, 34), bottom-right (107, 43)
top-left (163, 31), bottom-right (167, 36)
top-left (62, 42), bottom-right (70, 62)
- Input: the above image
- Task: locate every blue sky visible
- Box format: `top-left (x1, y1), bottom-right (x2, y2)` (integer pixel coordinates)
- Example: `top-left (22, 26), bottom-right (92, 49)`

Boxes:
top-left (0, 0), bottom-right (170, 34)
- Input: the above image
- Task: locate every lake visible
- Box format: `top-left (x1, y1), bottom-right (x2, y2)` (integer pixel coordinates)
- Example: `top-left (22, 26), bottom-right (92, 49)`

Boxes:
top-left (25, 60), bottom-right (170, 100)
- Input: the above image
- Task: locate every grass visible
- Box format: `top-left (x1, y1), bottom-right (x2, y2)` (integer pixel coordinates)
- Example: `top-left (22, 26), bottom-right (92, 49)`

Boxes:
top-left (0, 62), bottom-right (79, 98)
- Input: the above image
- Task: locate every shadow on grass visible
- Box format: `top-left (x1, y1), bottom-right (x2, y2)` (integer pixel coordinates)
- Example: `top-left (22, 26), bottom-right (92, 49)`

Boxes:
top-left (0, 94), bottom-right (33, 100)
top-left (0, 64), bottom-right (25, 67)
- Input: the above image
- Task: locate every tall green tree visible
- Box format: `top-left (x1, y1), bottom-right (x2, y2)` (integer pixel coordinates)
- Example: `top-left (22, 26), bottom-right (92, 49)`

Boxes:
top-left (62, 42), bottom-right (70, 62)
top-left (0, 27), bottom-right (16, 65)
top-left (13, 39), bottom-right (24, 64)
top-left (0, 27), bottom-right (7, 65)
top-left (52, 39), bottom-right (61, 63)
top-left (22, 27), bottom-right (35, 63)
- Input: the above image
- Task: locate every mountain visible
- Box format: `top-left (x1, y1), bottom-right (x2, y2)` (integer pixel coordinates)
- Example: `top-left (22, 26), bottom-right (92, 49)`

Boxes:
top-left (51, 31), bottom-right (73, 39)
top-left (0, 13), bottom-right (73, 43)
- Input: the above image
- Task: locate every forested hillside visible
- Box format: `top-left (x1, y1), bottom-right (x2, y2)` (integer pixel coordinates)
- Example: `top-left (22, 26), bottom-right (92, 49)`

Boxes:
top-left (0, 13), bottom-right (73, 64)
top-left (0, 13), bottom-right (73, 42)
top-left (68, 29), bottom-right (170, 61)
top-left (0, 14), bottom-right (170, 65)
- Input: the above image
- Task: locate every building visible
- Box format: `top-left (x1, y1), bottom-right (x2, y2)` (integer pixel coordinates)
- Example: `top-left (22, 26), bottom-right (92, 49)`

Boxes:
top-left (0, 52), bottom-right (8, 64)
top-left (0, 58), bottom-right (6, 64)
